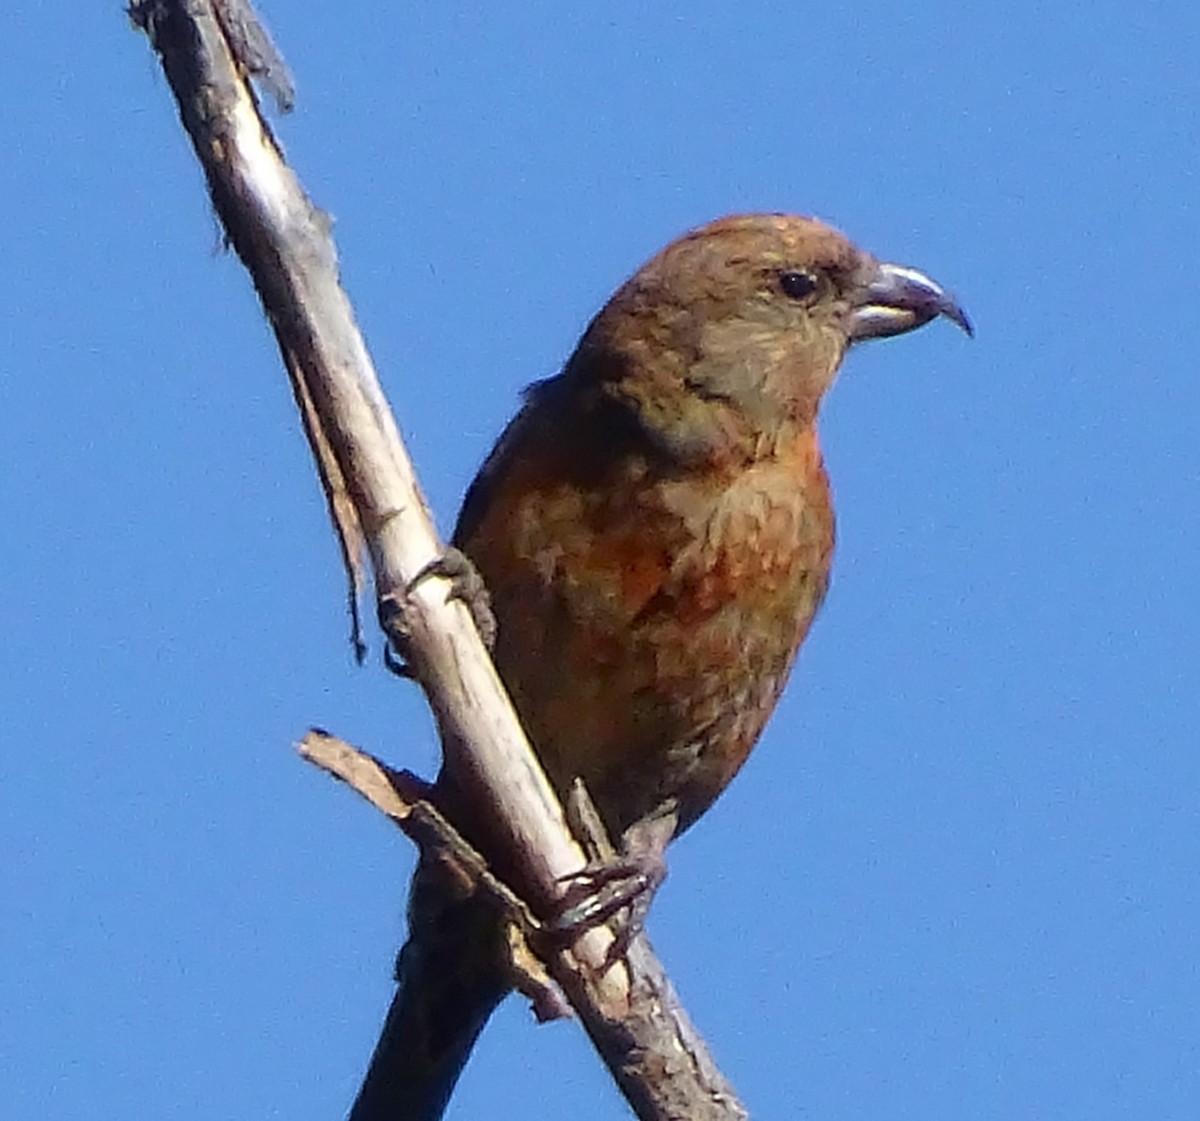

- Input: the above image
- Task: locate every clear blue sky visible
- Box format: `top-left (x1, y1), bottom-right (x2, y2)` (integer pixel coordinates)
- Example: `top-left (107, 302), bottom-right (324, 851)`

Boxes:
top-left (3, 3), bottom-right (1197, 1119)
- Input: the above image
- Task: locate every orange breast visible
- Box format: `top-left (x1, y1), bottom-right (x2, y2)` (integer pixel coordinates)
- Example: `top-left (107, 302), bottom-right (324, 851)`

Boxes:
top-left (457, 416), bottom-right (834, 837)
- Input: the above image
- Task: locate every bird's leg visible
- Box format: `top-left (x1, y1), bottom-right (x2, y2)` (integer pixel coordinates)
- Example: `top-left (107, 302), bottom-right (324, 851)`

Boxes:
top-left (380, 548), bottom-right (497, 679)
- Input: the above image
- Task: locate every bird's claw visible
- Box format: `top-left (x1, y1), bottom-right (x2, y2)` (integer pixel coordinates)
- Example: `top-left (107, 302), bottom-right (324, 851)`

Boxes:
top-left (378, 591), bottom-right (417, 679)
top-left (549, 842), bottom-right (669, 969)
top-left (544, 787), bottom-right (676, 967)
top-left (411, 548), bottom-right (497, 650)
top-left (379, 548), bottom-right (497, 679)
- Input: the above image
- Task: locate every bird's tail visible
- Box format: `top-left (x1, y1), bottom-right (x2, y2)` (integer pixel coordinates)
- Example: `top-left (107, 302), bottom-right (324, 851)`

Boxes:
top-left (348, 870), bottom-right (510, 1121)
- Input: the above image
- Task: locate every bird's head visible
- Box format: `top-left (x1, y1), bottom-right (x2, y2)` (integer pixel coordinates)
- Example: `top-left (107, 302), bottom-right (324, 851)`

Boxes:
top-left (574, 214), bottom-right (970, 454)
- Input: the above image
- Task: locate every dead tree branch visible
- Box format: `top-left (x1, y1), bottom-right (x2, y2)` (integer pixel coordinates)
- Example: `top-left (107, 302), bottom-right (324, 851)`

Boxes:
top-left (129, 2), bottom-right (747, 1117)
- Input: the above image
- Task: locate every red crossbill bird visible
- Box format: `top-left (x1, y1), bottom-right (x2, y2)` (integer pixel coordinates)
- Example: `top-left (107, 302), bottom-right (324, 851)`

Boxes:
top-left (349, 213), bottom-right (971, 1121)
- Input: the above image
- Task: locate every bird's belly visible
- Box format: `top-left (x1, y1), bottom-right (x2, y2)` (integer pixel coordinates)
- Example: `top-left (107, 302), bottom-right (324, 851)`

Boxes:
top-left (487, 461), bottom-right (833, 837)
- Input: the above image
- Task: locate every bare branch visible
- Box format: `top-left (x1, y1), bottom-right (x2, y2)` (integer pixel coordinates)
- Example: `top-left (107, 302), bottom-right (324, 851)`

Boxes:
top-left (211, 0), bottom-right (294, 112)
top-left (299, 730), bottom-right (572, 1023)
top-left (131, 3), bottom-right (747, 1117)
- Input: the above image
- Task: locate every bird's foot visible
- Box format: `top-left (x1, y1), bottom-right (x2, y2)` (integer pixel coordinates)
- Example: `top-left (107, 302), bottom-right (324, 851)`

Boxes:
top-left (380, 548), bottom-right (496, 679)
top-left (414, 548), bottom-right (497, 649)
top-left (550, 798), bottom-right (675, 967)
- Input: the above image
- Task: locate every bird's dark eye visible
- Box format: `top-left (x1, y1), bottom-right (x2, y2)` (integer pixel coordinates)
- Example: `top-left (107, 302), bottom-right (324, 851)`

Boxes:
top-left (779, 270), bottom-right (818, 300)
